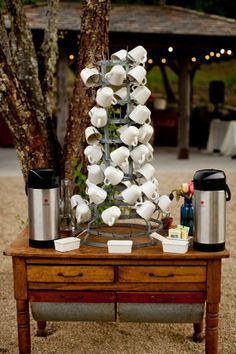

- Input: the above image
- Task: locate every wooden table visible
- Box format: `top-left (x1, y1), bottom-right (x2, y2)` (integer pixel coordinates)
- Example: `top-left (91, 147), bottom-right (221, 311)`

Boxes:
top-left (4, 228), bottom-right (229, 354)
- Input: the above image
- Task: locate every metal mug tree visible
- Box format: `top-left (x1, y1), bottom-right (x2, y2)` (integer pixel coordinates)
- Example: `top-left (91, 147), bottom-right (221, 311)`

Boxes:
top-left (77, 47), bottom-right (165, 248)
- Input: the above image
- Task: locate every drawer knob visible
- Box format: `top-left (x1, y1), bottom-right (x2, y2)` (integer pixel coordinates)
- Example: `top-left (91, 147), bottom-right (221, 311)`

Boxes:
top-left (149, 272), bottom-right (174, 278)
top-left (57, 272), bottom-right (83, 278)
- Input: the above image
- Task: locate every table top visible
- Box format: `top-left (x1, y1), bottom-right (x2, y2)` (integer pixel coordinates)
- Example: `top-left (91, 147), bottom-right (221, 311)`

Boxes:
top-left (4, 228), bottom-right (230, 261)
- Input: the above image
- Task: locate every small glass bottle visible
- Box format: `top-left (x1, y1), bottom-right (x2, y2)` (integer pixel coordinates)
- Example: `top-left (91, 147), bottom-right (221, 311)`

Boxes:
top-left (59, 179), bottom-right (74, 234)
top-left (180, 197), bottom-right (194, 236)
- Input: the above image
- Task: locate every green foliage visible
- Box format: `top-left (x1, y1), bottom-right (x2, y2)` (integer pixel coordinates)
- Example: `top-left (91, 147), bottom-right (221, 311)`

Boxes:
top-left (23, 0), bottom-right (37, 4)
top-left (72, 161), bottom-right (87, 198)
top-left (147, 65), bottom-right (178, 96)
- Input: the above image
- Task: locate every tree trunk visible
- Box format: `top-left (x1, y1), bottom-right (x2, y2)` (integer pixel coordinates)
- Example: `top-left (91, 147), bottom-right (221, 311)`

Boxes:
top-left (1, 0), bottom-right (110, 181)
top-left (62, 0), bottom-right (111, 180)
top-left (56, 48), bottom-right (69, 147)
top-left (0, 0), bottom-right (61, 180)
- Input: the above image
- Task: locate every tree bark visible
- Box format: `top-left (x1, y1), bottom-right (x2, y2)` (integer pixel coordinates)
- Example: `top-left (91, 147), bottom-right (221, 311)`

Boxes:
top-left (56, 48), bottom-right (69, 147)
top-left (0, 49), bottom-right (53, 179)
top-left (1, 0), bottom-right (61, 179)
top-left (62, 0), bottom-right (111, 180)
top-left (37, 0), bottom-right (59, 116)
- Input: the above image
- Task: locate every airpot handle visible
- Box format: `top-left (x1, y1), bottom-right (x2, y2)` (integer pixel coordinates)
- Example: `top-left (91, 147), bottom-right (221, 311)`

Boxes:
top-left (225, 184), bottom-right (231, 201)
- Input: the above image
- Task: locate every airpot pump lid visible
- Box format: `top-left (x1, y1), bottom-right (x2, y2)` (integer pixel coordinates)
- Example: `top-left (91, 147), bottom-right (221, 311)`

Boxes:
top-left (193, 169), bottom-right (226, 191)
top-left (28, 168), bottom-right (59, 189)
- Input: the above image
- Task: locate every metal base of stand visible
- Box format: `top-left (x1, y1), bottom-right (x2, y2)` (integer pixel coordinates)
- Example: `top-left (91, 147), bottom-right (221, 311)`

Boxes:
top-left (76, 218), bottom-right (162, 249)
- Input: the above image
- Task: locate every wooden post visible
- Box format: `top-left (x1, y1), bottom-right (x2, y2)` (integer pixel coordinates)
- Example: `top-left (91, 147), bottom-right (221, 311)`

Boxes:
top-left (178, 57), bottom-right (191, 159)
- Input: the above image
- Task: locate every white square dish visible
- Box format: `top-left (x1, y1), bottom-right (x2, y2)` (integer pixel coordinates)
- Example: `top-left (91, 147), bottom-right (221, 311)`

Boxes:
top-left (54, 237), bottom-right (80, 252)
top-left (162, 239), bottom-right (189, 254)
top-left (107, 240), bottom-right (133, 254)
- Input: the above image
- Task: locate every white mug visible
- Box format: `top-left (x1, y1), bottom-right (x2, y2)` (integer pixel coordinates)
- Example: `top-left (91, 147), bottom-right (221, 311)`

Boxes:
top-left (104, 166), bottom-right (124, 185)
top-left (101, 206), bottom-right (121, 226)
top-left (80, 67), bottom-right (100, 87)
top-left (140, 181), bottom-right (159, 201)
top-left (110, 146), bottom-right (130, 167)
top-left (130, 144), bottom-right (149, 165)
top-left (120, 126), bottom-right (139, 146)
top-left (136, 163), bottom-right (155, 181)
top-left (121, 184), bottom-right (142, 205)
top-left (134, 200), bottom-right (156, 221)
top-left (87, 164), bottom-right (104, 185)
top-left (117, 124), bottom-right (128, 135)
top-left (156, 195), bottom-right (172, 213)
top-left (128, 45), bottom-right (147, 65)
top-left (85, 126), bottom-right (102, 145)
top-left (111, 49), bottom-right (128, 62)
top-left (128, 65), bottom-right (147, 86)
top-left (114, 87), bottom-right (128, 101)
top-left (105, 65), bottom-right (126, 86)
top-left (87, 184), bottom-right (107, 205)
top-left (130, 85), bottom-right (151, 105)
top-left (120, 180), bottom-right (132, 189)
top-left (145, 143), bottom-right (154, 161)
top-left (96, 87), bottom-right (117, 107)
top-left (129, 104), bottom-right (151, 125)
top-left (76, 203), bottom-right (92, 224)
top-left (89, 107), bottom-right (108, 128)
top-left (138, 124), bottom-right (154, 144)
top-left (70, 194), bottom-right (87, 209)
top-left (84, 144), bottom-right (103, 164)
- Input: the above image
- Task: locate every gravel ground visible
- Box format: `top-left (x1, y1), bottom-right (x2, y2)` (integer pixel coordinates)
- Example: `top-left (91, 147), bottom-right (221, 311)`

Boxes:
top-left (0, 174), bottom-right (235, 354)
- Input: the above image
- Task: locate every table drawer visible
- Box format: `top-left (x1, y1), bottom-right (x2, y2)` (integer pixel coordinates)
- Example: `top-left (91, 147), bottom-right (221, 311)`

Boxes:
top-left (118, 266), bottom-right (206, 283)
top-left (27, 265), bottom-right (114, 283)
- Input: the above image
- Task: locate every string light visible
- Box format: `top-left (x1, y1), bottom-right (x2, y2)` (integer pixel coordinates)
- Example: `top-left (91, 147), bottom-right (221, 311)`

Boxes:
top-left (216, 53), bottom-right (221, 58)
top-left (220, 49), bottom-right (225, 54)
top-left (210, 51), bottom-right (215, 57)
top-left (168, 46), bottom-right (173, 52)
top-left (161, 58), bottom-right (167, 64)
top-left (227, 49), bottom-right (232, 55)
top-left (69, 54), bottom-right (75, 60)
top-left (148, 58), bottom-right (153, 64)
top-left (205, 55), bottom-right (210, 60)
top-left (191, 57), bottom-right (197, 62)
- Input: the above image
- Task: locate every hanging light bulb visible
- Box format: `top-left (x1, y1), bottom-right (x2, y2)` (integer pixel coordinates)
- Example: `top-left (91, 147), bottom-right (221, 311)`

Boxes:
top-left (216, 53), bottom-right (221, 58)
top-left (161, 58), bottom-right (167, 64)
top-left (168, 46), bottom-right (173, 52)
top-left (227, 49), bottom-right (232, 55)
top-left (210, 51), bottom-right (215, 57)
top-left (191, 57), bottom-right (197, 63)
top-left (205, 55), bottom-right (210, 60)
top-left (148, 58), bottom-right (153, 64)
top-left (220, 49), bottom-right (225, 54)
top-left (69, 54), bottom-right (75, 60)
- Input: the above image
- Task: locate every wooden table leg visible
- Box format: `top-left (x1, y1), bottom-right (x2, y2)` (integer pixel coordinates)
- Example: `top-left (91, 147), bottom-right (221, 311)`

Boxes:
top-left (37, 321), bottom-right (47, 337)
top-left (193, 320), bottom-right (205, 342)
top-left (205, 259), bottom-right (221, 354)
top-left (206, 303), bottom-right (219, 354)
top-left (16, 300), bottom-right (31, 354)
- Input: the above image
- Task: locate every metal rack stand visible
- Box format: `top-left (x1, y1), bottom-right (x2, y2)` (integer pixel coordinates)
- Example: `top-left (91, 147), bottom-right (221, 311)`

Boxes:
top-left (78, 56), bottom-right (163, 247)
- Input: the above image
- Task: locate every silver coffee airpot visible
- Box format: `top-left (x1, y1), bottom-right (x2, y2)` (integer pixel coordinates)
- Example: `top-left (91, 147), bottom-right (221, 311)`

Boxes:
top-left (193, 169), bottom-right (231, 252)
top-left (27, 168), bottom-right (59, 248)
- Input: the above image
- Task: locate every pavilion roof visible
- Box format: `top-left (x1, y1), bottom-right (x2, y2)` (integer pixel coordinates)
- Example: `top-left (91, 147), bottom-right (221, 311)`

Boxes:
top-left (4, 3), bottom-right (236, 37)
